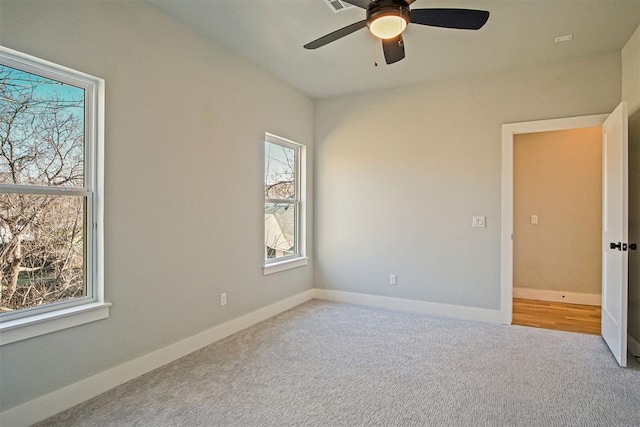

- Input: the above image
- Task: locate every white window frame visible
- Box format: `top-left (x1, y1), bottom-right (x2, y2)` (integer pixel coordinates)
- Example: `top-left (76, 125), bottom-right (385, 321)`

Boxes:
top-left (0, 47), bottom-right (108, 346)
top-left (263, 133), bottom-right (308, 275)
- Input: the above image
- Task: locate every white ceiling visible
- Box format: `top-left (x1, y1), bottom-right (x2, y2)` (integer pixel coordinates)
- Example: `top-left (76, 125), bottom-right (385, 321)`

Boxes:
top-left (148, 0), bottom-right (640, 99)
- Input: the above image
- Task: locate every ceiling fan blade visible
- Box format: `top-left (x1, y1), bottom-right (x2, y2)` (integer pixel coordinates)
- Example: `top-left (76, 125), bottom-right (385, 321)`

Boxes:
top-left (382, 34), bottom-right (405, 64)
top-left (410, 9), bottom-right (490, 30)
top-left (340, 0), bottom-right (372, 9)
top-left (304, 20), bottom-right (367, 49)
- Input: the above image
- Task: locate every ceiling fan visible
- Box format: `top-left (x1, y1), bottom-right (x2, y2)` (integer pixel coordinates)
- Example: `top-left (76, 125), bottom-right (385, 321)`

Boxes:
top-left (304, 0), bottom-right (490, 64)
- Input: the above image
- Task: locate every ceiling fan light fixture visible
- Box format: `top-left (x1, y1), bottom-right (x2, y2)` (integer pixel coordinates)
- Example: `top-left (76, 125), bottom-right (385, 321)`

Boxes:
top-left (304, 0), bottom-right (490, 66)
top-left (369, 13), bottom-right (408, 39)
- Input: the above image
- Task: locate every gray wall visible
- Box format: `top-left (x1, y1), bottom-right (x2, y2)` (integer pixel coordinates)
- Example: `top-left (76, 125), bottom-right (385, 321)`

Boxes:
top-left (314, 53), bottom-right (621, 310)
top-left (0, 0), bottom-right (314, 411)
top-left (623, 25), bottom-right (640, 346)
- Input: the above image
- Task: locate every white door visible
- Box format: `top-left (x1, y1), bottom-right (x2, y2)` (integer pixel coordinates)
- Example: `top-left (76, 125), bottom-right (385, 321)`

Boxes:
top-left (602, 101), bottom-right (629, 367)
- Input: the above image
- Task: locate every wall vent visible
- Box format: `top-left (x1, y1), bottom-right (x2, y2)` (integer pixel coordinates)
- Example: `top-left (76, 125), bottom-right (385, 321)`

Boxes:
top-left (322, 0), bottom-right (356, 13)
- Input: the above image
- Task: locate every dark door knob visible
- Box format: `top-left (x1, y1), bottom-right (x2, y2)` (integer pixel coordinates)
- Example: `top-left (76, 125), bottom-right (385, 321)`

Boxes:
top-left (610, 242), bottom-right (622, 250)
top-left (630, 243), bottom-right (637, 251)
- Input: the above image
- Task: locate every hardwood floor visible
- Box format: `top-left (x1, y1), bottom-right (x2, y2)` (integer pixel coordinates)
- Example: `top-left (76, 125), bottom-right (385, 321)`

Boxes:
top-left (512, 298), bottom-right (601, 335)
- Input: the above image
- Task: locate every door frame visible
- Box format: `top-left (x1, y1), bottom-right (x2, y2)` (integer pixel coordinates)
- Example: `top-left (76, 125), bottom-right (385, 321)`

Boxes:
top-left (500, 113), bottom-right (608, 324)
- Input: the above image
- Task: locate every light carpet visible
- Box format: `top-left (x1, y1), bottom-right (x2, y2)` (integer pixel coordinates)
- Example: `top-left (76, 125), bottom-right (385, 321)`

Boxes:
top-left (37, 300), bottom-right (640, 426)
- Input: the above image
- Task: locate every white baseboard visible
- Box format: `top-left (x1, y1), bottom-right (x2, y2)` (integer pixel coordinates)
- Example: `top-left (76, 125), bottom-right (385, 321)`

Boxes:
top-left (314, 289), bottom-right (502, 324)
top-left (0, 289), bottom-right (315, 427)
top-left (513, 287), bottom-right (601, 306)
top-left (629, 333), bottom-right (640, 358)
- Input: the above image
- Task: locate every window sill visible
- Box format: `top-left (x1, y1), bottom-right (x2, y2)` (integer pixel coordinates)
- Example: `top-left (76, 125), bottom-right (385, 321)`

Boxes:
top-left (263, 257), bottom-right (309, 275)
top-left (0, 302), bottom-right (111, 346)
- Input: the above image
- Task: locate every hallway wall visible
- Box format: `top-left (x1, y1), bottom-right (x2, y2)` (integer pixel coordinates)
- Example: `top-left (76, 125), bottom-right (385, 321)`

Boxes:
top-left (514, 127), bottom-right (602, 300)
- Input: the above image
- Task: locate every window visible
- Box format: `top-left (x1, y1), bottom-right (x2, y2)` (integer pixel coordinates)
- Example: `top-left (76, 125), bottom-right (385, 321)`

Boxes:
top-left (264, 133), bottom-right (307, 274)
top-left (0, 47), bottom-right (107, 345)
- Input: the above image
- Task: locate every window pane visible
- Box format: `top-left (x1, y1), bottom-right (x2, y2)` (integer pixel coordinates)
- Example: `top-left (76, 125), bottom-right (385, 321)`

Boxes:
top-left (265, 202), bottom-right (297, 260)
top-left (0, 193), bottom-right (86, 313)
top-left (265, 141), bottom-right (296, 199)
top-left (0, 65), bottom-right (85, 187)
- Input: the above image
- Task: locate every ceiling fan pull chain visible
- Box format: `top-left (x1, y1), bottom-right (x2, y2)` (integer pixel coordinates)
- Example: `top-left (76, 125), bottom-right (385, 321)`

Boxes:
top-left (374, 37), bottom-right (379, 67)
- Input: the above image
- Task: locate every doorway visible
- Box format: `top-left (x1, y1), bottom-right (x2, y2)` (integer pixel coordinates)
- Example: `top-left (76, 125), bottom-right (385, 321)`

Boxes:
top-left (502, 105), bottom-right (631, 367)
top-left (511, 127), bottom-right (602, 334)
top-left (500, 113), bottom-right (608, 325)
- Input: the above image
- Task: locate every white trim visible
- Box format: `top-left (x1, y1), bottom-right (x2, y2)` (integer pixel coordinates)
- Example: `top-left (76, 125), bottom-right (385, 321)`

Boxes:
top-left (0, 302), bottom-right (111, 346)
top-left (0, 46), bottom-right (107, 331)
top-left (298, 142), bottom-right (307, 264)
top-left (513, 287), bottom-right (601, 306)
top-left (264, 133), bottom-right (307, 265)
top-left (263, 257), bottom-right (309, 275)
top-left (265, 132), bottom-right (301, 151)
top-left (628, 333), bottom-right (640, 358)
top-left (0, 289), bottom-right (315, 427)
top-left (314, 289), bottom-right (502, 323)
top-left (501, 114), bottom-right (608, 325)
top-left (0, 185), bottom-right (90, 196)
top-left (0, 46), bottom-right (100, 93)
top-left (94, 75), bottom-right (105, 303)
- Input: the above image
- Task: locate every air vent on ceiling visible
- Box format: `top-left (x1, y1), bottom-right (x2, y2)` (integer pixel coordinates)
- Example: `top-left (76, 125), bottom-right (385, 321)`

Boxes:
top-left (322, 0), bottom-right (355, 13)
top-left (554, 34), bottom-right (573, 43)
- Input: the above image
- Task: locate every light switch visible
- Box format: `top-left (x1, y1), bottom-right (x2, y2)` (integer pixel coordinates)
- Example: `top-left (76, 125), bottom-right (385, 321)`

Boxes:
top-left (472, 216), bottom-right (486, 228)
top-left (530, 215), bottom-right (538, 225)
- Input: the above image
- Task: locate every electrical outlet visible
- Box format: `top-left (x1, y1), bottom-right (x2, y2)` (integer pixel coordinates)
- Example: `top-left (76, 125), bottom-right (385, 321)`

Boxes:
top-left (220, 292), bottom-right (227, 306)
top-left (390, 274), bottom-right (397, 285)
